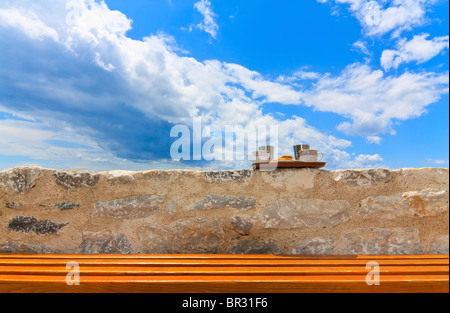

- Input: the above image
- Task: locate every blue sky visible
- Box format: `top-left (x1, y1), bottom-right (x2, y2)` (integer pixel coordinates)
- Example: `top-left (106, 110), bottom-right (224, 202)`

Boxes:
top-left (0, 0), bottom-right (448, 171)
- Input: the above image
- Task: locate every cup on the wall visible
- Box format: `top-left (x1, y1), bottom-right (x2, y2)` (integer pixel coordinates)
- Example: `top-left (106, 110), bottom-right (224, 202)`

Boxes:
top-left (246, 146), bottom-right (274, 163)
top-left (299, 149), bottom-right (325, 162)
top-left (293, 144), bottom-right (311, 160)
top-left (259, 146), bottom-right (274, 161)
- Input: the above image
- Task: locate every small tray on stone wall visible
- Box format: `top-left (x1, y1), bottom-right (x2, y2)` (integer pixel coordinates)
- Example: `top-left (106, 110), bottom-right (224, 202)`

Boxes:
top-left (252, 160), bottom-right (327, 170)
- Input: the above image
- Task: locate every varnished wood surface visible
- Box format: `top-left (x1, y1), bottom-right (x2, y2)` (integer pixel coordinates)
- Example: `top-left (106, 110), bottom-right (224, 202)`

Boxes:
top-left (0, 254), bottom-right (448, 293)
top-left (252, 161), bottom-right (327, 169)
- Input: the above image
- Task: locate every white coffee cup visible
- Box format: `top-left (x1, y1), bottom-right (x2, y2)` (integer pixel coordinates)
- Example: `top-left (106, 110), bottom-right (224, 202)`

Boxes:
top-left (246, 150), bottom-right (272, 163)
top-left (299, 150), bottom-right (324, 162)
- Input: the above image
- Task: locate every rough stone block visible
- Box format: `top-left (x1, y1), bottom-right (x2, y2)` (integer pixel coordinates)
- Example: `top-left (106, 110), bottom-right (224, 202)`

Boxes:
top-left (7, 216), bottom-right (68, 235)
top-left (231, 215), bottom-right (256, 236)
top-left (139, 218), bottom-right (224, 254)
top-left (262, 199), bottom-right (351, 229)
top-left (231, 238), bottom-right (280, 254)
top-left (204, 170), bottom-right (253, 183)
top-left (5, 201), bottom-right (24, 209)
top-left (190, 195), bottom-right (256, 211)
top-left (341, 228), bottom-right (422, 255)
top-left (53, 170), bottom-right (100, 190)
top-left (93, 195), bottom-right (164, 220)
top-left (359, 189), bottom-right (449, 219)
top-left (0, 241), bottom-right (55, 254)
top-left (260, 168), bottom-right (318, 190)
top-left (333, 169), bottom-right (392, 187)
top-left (0, 167), bottom-right (41, 194)
top-left (81, 229), bottom-right (132, 254)
top-left (432, 235), bottom-right (449, 254)
top-left (293, 237), bottom-right (337, 255)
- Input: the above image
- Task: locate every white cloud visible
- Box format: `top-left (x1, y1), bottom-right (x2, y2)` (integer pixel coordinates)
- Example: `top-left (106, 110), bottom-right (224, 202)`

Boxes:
top-left (353, 40), bottom-right (371, 55)
top-left (301, 63), bottom-right (449, 136)
top-left (366, 135), bottom-right (382, 144)
top-left (423, 159), bottom-right (447, 165)
top-left (345, 153), bottom-right (385, 169)
top-left (0, 8), bottom-right (59, 41)
top-left (194, 0), bottom-right (219, 39)
top-left (0, 0), bottom-right (447, 171)
top-left (381, 34), bottom-right (449, 70)
top-left (318, 0), bottom-right (436, 37)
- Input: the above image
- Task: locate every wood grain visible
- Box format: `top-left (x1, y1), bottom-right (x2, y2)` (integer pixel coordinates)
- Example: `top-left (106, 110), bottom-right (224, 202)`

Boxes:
top-left (0, 254), bottom-right (448, 293)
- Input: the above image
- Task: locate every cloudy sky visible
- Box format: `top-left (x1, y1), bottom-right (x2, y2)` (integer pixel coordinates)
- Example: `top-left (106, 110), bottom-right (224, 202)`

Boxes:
top-left (0, 0), bottom-right (448, 171)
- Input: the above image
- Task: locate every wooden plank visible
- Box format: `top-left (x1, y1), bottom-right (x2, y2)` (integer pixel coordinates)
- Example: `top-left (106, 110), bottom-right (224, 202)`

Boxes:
top-left (1, 274), bottom-right (448, 283)
top-left (1, 254), bottom-right (448, 260)
top-left (0, 258), bottom-right (447, 266)
top-left (0, 265), bottom-right (447, 276)
top-left (252, 161), bottom-right (327, 169)
top-left (0, 275), bottom-right (448, 293)
top-left (0, 255), bottom-right (447, 293)
top-left (0, 280), bottom-right (447, 293)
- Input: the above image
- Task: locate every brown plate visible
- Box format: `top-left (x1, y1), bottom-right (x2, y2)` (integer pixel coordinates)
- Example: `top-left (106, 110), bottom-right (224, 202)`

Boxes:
top-left (252, 160), bottom-right (327, 169)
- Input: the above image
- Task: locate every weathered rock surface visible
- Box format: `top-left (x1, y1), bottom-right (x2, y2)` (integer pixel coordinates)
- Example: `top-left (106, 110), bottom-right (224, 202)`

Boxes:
top-left (93, 195), bottom-right (165, 220)
top-left (0, 167), bottom-right (41, 194)
top-left (165, 200), bottom-right (178, 216)
top-left (0, 166), bottom-right (447, 255)
top-left (7, 216), bottom-right (68, 235)
top-left (105, 170), bottom-right (136, 183)
top-left (231, 238), bottom-right (280, 254)
top-left (190, 195), bottom-right (256, 211)
top-left (5, 201), bottom-right (24, 209)
top-left (341, 228), bottom-right (422, 255)
top-left (293, 237), bottom-right (337, 255)
top-left (53, 170), bottom-right (99, 190)
top-left (359, 189), bottom-right (449, 219)
top-left (260, 168), bottom-right (318, 189)
top-left (333, 169), bottom-right (392, 187)
top-left (81, 229), bottom-right (132, 254)
top-left (139, 218), bottom-right (224, 254)
top-left (432, 235), bottom-right (449, 254)
top-left (231, 215), bottom-right (256, 236)
top-left (0, 242), bottom-right (56, 254)
top-left (55, 202), bottom-right (80, 211)
top-left (204, 170), bottom-right (253, 183)
top-left (262, 199), bottom-right (351, 229)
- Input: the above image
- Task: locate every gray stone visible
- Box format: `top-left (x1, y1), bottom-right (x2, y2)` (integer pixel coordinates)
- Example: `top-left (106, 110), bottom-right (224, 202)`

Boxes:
top-left (262, 199), bottom-right (351, 229)
top-left (232, 238), bottom-right (280, 254)
top-left (0, 167), bottom-right (41, 194)
top-left (7, 216), bottom-right (68, 235)
top-left (93, 195), bottom-right (164, 220)
top-left (106, 171), bottom-right (136, 183)
top-left (165, 200), bottom-right (178, 216)
top-left (5, 201), bottom-right (24, 209)
top-left (53, 170), bottom-right (100, 190)
top-left (190, 195), bottom-right (256, 211)
top-left (359, 189), bottom-right (449, 219)
top-left (81, 229), bottom-right (132, 254)
top-left (333, 169), bottom-right (392, 187)
top-left (341, 228), bottom-right (423, 255)
top-left (231, 216), bottom-right (255, 236)
top-left (294, 237), bottom-right (337, 255)
top-left (55, 202), bottom-right (80, 211)
top-left (432, 235), bottom-right (449, 254)
top-left (0, 241), bottom-right (55, 254)
top-left (204, 170), bottom-right (253, 183)
top-left (139, 218), bottom-right (224, 254)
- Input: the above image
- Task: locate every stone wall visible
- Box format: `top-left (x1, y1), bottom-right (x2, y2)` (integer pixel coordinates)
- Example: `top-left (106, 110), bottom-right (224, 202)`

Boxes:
top-left (0, 166), bottom-right (448, 255)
